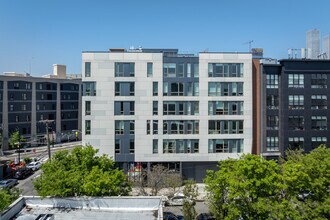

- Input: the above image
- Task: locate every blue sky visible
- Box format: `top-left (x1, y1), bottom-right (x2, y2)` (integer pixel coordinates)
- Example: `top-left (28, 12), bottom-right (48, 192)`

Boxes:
top-left (0, 0), bottom-right (329, 76)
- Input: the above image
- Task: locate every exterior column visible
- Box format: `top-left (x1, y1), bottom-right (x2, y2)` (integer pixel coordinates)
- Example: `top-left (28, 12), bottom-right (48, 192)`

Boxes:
top-left (31, 81), bottom-right (37, 141)
top-left (56, 82), bottom-right (61, 143)
top-left (2, 80), bottom-right (8, 150)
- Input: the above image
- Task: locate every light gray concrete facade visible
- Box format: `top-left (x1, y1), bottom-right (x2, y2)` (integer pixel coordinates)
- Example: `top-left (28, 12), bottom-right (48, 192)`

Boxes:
top-left (82, 48), bottom-right (253, 181)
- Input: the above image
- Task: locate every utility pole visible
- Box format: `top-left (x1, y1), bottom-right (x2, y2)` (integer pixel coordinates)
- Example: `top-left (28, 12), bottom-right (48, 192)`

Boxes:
top-left (39, 119), bottom-right (54, 159)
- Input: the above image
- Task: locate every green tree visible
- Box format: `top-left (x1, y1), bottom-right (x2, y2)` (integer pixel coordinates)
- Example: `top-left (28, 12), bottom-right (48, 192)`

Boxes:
top-left (205, 154), bottom-right (285, 220)
top-left (281, 145), bottom-right (330, 219)
top-left (8, 131), bottom-right (25, 149)
top-left (182, 180), bottom-right (199, 220)
top-left (33, 145), bottom-right (131, 197)
top-left (0, 188), bottom-right (20, 212)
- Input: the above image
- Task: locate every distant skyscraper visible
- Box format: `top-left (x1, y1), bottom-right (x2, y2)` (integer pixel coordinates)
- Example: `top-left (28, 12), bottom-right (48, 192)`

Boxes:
top-left (306, 29), bottom-right (320, 59)
top-left (323, 35), bottom-right (330, 59)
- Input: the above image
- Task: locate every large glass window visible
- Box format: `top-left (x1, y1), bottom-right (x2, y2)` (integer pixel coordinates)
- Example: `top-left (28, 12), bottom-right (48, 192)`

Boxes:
top-left (288, 74), bottom-right (304, 88)
top-left (163, 139), bottom-right (199, 154)
top-left (208, 82), bottom-right (243, 96)
top-left (208, 120), bottom-right (243, 134)
top-left (208, 63), bottom-right (243, 77)
top-left (163, 63), bottom-right (176, 77)
top-left (266, 116), bottom-right (279, 130)
top-left (288, 95), bottom-right (304, 110)
top-left (311, 74), bottom-right (327, 88)
top-left (115, 139), bottom-right (120, 154)
top-left (208, 101), bottom-right (243, 115)
top-left (288, 137), bottom-right (304, 150)
top-left (115, 121), bottom-right (124, 134)
top-left (114, 101), bottom-right (134, 115)
top-left (193, 64), bottom-right (199, 78)
top-left (163, 120), bottom-right (199, 134)
top-left (83, 82), bottom-right (96, 96)
top-left (311, 116), bottom-right (327, 130)
top-left (266, 95), bottom-right (279, 109)
top-left (85, 62), bottom-right (91, 77)
top-left (115, 82), bottom-right (134, 96)
top-left (208, 139), bottom-right (243, 153)
top-left (311, 95), bottom-right (327, 109)
top-left (153, 120), bottom-right (158, 134)
top-left (129, 139), bottom-right (135, 154)
top-left (266, 74), bottom-right (279, 89)
top-left (266, 137), bottom-right (279, 151)
top-left (163, 101), bottom-right (199, 115)
top-left (288, 116), bottom-right (304, 130)
top-left (115, 62), bottom-right (135, 77)
top-left (311, 137), bottom-right (327, 149)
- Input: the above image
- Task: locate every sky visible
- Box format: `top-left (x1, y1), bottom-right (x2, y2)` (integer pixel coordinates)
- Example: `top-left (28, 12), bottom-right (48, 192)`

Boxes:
top-left (0, 0), bottom-right (330, 76)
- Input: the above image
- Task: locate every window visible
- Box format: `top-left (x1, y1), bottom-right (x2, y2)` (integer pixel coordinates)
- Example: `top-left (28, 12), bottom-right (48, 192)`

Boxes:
top-left (147, 62), bottom-right (153, 77)
top-left (208, 63), bottom-right (243, 77)
top-left (21, 104), bottom-right (26, 111)
top-left (163, 120), bottom-right (199, 134)
top-left (267, 116), bottom-right (279, 130)
top-left (153, 101), bottom-right (158, 115)
top-left (129, 139), bottom-right (135, 154)
top-left (208, 139), bottom-right (243, 153)
top-left (83, 82), bottom-right (96, 96)
top-left (163, 63), bottom-right (176, 77)
top-left (85, 62), bottom-right (91, 77)
top-left (15, 115), bottom-right (19, 122)
top-left (147, 120), bottom-right (150, 134)
top-left (85, 101), bottom-right (91, 115)
top-left (115, 62), bottom-right (135, 77)
top-left (114, 101), bottom-right (134, 115)
top-left (266, 95), bottom-right (279, 109)
top-left (194, 82), bottom-right (199, 96)
top-left (115, 140), bottom-right (120, 154)
top-left (208, 120), bottom-right (243, 134)
top-left (177, 63), bottom-right (184, 77)
top-left (153, 140), bottom-right (158, 154)
top-left (311, 116), bottom-right (327, 130)
top-left (288, 74), bottom-right (304, 88)
top-left (187, 63), bottom-right (191, 77)
top-left (208, 101), bottom-right (244, 115)
top-left (153, 82), bottom-right (158, 96)
top-left (9, 105), bottom-right (14, 111)
top-left (85, 120), bottom-right (91, 135)
top-left (311, 95), bottom-right (327, 109)
top-left (130, 121), bottom-right (135, 134)
top-left (193, 64), bottom-right (199, 77)
top-left (163, 140), bottom-right (176, 153)
top-left (266, 74), bottom-right (279, 89)
top-left (288, 95), bottom-right (304, 110)
top-left (115, 82), bottom-right (134, 96)
top-left (163, 101), bottom-right (199, 115)
top-left (288, 116), bottom-right (304, 130)
top-left (170, 82), bottom-right (184, 96)
top-left (311, 74), bottom-right (327, 88)
top-left (311, 137), bottom-right (327, 149)
top-left (266, 137), bottom-right (279, 151)
top-left (288, 137), bottom-right (304, 150)
top-left (22, 93), bottom-right (27, 100)
top-left (115, 121), bottom-right (124, 134)
top-left (208, 82), bottom-right (243, 96)
top-left (153, 120), bottom-right (158, 134)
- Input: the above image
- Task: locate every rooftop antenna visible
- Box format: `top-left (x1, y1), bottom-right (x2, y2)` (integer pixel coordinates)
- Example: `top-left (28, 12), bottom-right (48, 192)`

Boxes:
top-left (243, 40), bottom-right (254, 52)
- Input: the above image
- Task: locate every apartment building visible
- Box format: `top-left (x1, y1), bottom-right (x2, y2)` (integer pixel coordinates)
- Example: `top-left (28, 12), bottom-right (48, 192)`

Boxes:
top-left (259, 59), bottom-right (330, 159)
top-left (0, 65), bottom-right (82, 150)
top-left (82, 48), bottom-right (253, 181)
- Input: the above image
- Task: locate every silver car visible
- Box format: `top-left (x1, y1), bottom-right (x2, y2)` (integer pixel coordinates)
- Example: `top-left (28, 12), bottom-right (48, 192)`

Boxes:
top-left (0, 179), bottom-right (18, 190)
top-left (26, 161), bottom-right (42, 171)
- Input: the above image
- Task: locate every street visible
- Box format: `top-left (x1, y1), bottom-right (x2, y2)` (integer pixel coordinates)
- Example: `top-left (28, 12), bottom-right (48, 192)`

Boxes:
top-left (17, 169), bottom-right (41, 196)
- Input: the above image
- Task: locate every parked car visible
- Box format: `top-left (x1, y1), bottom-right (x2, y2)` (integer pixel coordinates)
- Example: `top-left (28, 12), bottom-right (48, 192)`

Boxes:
top-left (0, 179), bottom-right (18, 190)
top-left (165, 193), bottom-right (192, 206)
top-left (197, 213), bottom-right (215, 220)
top-left (13, 167), bottom-right (33, 179)
top-left (163, 212), bottom-right (183, 220)
top-left (26, 161), bottom-right (42, 171)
